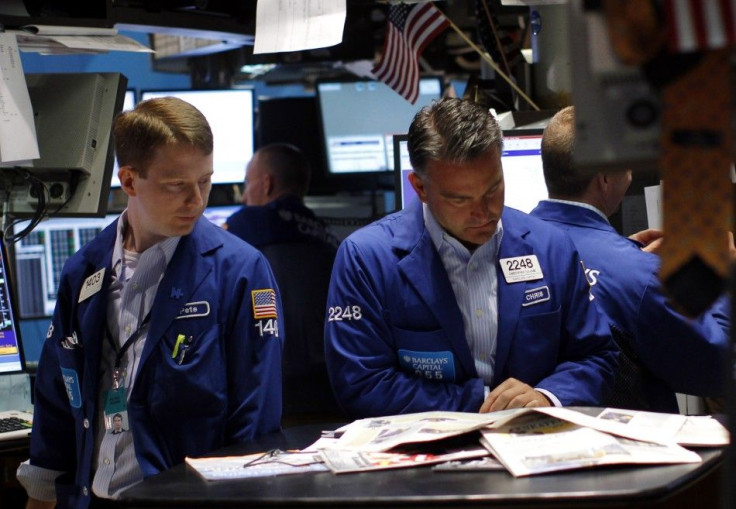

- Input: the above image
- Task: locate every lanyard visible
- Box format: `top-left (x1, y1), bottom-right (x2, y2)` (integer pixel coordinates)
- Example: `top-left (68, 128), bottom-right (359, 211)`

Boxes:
top-left (106, 312), bottom-right (151, 390)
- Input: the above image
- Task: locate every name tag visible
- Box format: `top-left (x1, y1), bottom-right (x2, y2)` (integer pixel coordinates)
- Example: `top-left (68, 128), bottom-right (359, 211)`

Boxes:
top-left (79, 268), bottom-right (105, 303)
top-left (398, 349), bottom-right (455, 382)
top-left (176, 301), bottom-right (210, 320)
top-left (499, 255), bottom-right (543, 283)
top-left (522, 286), bottom-right (550, 307)
top-left (61, 367), bottom-right (82, 408)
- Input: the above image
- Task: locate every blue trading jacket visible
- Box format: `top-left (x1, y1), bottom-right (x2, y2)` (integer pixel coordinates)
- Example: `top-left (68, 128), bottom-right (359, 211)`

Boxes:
top-left (29, 217), bottom-right (283, 509)
top-left (325, 200), bottom-right (617, 418)
top-left (531, 200), bottom-right (729, 412)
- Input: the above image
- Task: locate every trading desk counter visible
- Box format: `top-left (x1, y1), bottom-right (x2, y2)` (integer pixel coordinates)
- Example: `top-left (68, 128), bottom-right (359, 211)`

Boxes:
top-left (118, 421), bottom-right (724, 509)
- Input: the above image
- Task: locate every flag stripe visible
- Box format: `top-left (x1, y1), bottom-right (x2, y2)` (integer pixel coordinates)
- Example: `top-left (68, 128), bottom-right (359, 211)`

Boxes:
top-left (667, 0), bottom-right (736, 52)
top-left (372, 2), bottom-right (449, 103)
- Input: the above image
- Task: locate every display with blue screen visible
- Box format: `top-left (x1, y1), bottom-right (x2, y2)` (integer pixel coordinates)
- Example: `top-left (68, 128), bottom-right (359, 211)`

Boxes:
top-left (394, 129), bottom-right (547, 214)
top-left (316, 77), bottom-right (442, 175)
top-left (140, 89), bottom-right (255, 185)
top-left (0, 236), bottom-right (26, 374)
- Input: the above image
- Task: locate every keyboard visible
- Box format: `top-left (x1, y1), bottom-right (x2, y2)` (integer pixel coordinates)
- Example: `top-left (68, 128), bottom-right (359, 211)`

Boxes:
top-left (0, 410), bottom-right (33, 442)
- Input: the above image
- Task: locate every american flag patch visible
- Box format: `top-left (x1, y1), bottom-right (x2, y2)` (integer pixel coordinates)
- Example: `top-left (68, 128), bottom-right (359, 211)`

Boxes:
top-left (251, 289), bottom-right (277, 319)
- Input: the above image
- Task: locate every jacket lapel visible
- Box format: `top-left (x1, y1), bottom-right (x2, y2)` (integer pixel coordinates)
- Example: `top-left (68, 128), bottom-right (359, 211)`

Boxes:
top-left (493, 211), bottom-right (533, 385)
top-left (394, 202), bottom-right (477, 377)
top-left (138, 220), bottom-right (215, 369)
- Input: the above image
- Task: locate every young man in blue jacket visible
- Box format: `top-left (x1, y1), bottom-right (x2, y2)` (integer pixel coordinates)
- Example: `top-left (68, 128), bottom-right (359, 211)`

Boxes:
top-left (324, 98), bottom-right (617, 418)
top-left (17, 97), bottom-right (284, 509)
top-left (530, 106), bottom-right (730, 413)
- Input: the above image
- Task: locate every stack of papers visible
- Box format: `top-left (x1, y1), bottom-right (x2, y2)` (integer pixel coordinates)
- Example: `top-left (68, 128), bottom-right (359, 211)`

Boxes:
top-left (184, 408), bottom-right (729, 480)
top-left (11, 25), bottom-right (152, 55)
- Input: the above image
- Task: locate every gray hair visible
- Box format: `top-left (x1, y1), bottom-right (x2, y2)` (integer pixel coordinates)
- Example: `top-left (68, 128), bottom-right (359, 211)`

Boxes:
top-left (407, 98), bottom-right (504, 176)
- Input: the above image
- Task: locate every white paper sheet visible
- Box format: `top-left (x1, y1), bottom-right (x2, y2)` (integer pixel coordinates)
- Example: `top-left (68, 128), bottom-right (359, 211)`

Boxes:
top-left (254, 0), bottom-right (346, 54)
top-left (0, 33), bottom-right (39, 164)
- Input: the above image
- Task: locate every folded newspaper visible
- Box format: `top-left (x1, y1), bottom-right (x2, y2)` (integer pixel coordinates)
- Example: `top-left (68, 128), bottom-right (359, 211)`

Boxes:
top-left (480, 411), bottom-right (703, 477)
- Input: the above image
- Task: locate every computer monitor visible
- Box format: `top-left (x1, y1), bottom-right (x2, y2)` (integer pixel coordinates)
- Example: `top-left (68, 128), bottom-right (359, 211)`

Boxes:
top-left (316, 77), bottom-right (442, 177)
top-left (500, 129), bottom-right (548, 213)
top-left (2, 72), bottom-right (128, 218)
top-left (11, 215), bottom-right (118, 319)
top-left (202, 204), bottom-right (241, 228)
top-left (393, 129), bottom-right (548, 214)
top-left (139, 89), bottom-right (255, 185)
top-left (110, 90), bottom-right (138, 189)
top-left (0, 235), bottom-right (26, 375)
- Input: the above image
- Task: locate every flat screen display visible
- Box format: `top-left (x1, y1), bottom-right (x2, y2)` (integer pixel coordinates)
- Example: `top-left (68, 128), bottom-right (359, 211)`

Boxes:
top-left (140, 89), bottom-right (255, 185)
top-left (0, 236), bottom-right (26, 374)
top-left (316, 77), bottom-right (442, 176)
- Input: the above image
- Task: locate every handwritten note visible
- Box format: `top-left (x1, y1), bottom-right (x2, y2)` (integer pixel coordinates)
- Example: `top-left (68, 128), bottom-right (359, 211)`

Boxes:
top-left (0, 33), bottom-right (39, 164)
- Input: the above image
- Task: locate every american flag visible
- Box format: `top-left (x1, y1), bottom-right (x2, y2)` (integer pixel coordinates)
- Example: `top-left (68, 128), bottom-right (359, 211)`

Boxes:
top-left (665, 0), bottom-right (736, 53)
top-left (372, 2), bottom-right (450, 104)
top-left (251, 289), bottom-right (277, 319)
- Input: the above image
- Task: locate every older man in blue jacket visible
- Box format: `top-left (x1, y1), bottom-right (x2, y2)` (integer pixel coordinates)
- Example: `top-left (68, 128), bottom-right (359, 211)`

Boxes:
top-left (530, 106), bottom-right (730, 413)
top-left (324, 98), bottom-right (617, 418)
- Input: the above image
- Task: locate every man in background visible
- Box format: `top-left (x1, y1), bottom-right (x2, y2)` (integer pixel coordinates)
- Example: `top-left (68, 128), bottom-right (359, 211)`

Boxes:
top-left (531, 105), bottom-right (730, 413)
top-left (226, 143), bottom-right (342, 423)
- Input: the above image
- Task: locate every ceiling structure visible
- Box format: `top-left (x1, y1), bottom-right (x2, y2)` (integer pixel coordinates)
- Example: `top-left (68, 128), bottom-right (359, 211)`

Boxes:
top-left (2, 1), bottom-right (532, 95)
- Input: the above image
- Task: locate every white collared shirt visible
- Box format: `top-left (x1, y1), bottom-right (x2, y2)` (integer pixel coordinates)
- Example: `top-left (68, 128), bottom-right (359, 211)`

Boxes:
top-left (423, 204), bottom-right (503, 384)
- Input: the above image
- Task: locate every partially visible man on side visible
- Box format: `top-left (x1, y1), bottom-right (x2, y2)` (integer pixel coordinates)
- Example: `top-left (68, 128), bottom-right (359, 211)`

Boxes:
top-left (531, 105), bottom-right (730, 412)
top-left (226, 143), bottom-right (342, 421)
top-left (18, 97), bottom-right (284, 509)
top-left (324, 98), bottom-right (617, 419)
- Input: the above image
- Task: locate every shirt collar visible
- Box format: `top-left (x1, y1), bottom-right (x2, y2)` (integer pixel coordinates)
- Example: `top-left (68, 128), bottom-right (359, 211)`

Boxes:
top-left (422, 202), bottom-right (503, 258)
top-left (545, 198), bottom-right (609, 223)
top-left (112, 209), bottom-right (181, 278)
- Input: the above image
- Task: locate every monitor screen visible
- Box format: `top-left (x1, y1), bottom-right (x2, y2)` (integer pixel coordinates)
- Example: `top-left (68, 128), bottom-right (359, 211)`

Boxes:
top-left (11, 216), bottom-right (118, 319)
top-left (394, 129), bottom-right (548, 214)
top-left (110, 90), bottom-right (138, 188)
top-left (140, 89), bottom-right (255, 185)
top-left (316, 77), bottom-right (442, 176)
top-left (501, 129), bottom-right (547, 214)
top-left (202, 204), bottom-right (241, 228)
top-left (0, 236), bottom-right (26, 375)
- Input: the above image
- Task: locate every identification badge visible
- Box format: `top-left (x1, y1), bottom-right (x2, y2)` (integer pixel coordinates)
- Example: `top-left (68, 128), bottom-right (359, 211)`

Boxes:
top-left (499, 255), bottom-right (543, 283)
top-left (398, 349), bottom-right (456, 382)
top-left (61, 367), bottom-right (82, 408)
top-left (176, 301), bottom-right (210, 320)
top-left (78, 268), bottom-right (105, 303)
top-left (103, 387), bottom-right (129, 434)
top-left (522, 286), bottom-right (550, 307)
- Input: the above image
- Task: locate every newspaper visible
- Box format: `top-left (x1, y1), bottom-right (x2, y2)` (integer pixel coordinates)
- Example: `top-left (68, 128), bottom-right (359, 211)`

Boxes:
top-left (324, 411), bottom-right (504, 453)
top-left (185, 450), bottom-right (328, 480)
top-left (487, 407), bottom-right (729, 446)
top-left (481, 425), bottom-right (701, 477)
top-left (320, 443), bottom-right (489, 474)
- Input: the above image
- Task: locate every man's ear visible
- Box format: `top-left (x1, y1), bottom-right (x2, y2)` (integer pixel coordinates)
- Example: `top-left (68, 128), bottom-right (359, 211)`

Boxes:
top-left (264, 173), bottom-right (275, 197)
top-left (408, 172), bottom-right (428, 203)
top-left (118, 166), bottom-right (137, 196)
